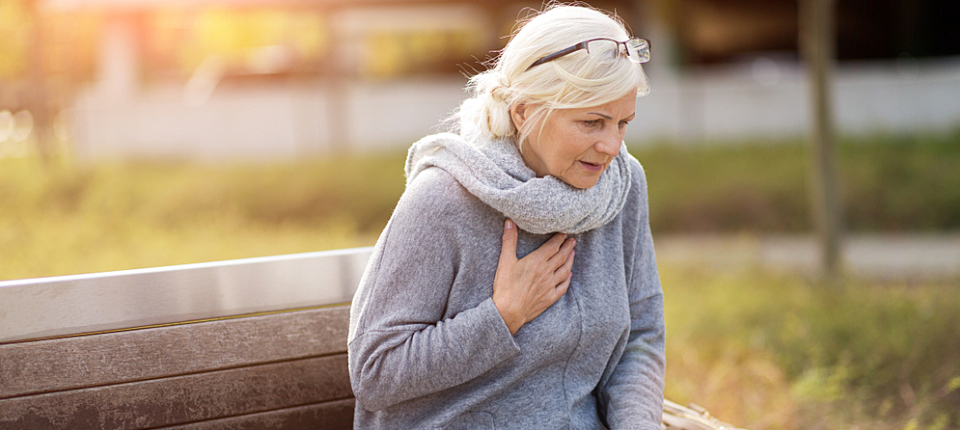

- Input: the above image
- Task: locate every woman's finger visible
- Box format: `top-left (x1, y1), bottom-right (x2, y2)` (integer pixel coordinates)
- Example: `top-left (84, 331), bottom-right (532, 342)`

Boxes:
top-left (499, 219), bottom-right (519, 266)
top-left (552, 250), bottom-right (575, 285)
top-left (553, 271), bottom-right (572, 299)
top-left (533, 232), bottom-right (568, 259)
top-left (545, 236), bottom-right (576, 270)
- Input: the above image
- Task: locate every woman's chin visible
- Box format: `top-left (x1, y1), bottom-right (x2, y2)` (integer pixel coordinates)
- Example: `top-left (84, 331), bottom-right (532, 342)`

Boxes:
top-left (561, 174), bottom-right (602, 190)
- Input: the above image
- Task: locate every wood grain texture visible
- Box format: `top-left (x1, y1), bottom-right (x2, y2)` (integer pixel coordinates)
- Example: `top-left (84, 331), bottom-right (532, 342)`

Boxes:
top-left (0, 305), bottom-right (350, 399)
top-left (163, 399), bottom-right (354, 430)
top-left (0, 355), bottom-right (352, 430)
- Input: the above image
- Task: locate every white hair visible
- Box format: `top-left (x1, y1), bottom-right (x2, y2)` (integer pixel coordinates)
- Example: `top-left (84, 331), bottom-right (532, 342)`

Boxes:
top-left (451, 4), bottom-right (649, 147)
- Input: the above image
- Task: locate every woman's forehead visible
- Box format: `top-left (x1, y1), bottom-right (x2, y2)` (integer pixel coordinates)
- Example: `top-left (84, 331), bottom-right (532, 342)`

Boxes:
top-left (565, 93), bottom-right (638, 116)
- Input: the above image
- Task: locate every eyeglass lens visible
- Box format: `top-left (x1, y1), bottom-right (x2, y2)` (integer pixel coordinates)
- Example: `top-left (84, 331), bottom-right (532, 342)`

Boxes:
top-left (526, 37), bottom-right (651, 71)
top-left (626, 39), bottom-right (650, 63)
top-left (586, 38), bottom-right (650, 64)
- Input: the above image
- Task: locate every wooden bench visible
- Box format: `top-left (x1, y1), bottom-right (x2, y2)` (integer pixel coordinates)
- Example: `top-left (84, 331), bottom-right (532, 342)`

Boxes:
top-left (0, 248), bottom-right (372, 429)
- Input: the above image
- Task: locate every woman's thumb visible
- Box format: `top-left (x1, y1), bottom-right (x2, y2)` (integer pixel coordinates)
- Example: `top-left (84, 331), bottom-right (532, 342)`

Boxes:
top-left (499, 219), bottom-right (518, 263)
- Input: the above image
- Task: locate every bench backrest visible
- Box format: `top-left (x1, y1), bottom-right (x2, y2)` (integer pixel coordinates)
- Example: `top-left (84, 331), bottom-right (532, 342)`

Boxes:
top-left (0, 248), bottom-right (373, 430)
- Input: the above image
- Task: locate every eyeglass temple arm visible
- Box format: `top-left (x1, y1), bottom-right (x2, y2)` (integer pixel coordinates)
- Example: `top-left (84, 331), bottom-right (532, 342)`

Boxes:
top-left (526, 41), bottom-right (590, 70)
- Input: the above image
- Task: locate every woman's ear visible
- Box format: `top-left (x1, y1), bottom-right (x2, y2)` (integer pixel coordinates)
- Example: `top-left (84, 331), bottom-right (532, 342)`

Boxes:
top-left (510, 102), bottom-right (527, 130)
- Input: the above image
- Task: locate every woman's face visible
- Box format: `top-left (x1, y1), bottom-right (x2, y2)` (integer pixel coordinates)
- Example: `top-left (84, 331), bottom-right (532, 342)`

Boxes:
top-left (512, 90), bottom-right (636, 189)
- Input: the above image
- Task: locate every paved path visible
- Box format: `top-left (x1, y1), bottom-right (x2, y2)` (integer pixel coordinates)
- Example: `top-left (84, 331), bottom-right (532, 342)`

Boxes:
top-left (653, 232), bottom-right (960, 281)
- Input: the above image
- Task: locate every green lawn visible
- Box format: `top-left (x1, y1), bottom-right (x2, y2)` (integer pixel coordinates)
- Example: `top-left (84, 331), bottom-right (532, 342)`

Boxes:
top-left (0, 153), bottom-right (406, 279)
top-left (639, 130), bottom-right (960, 234)
top-left (5, 130), bottom-right (959, 280)
top-left (660, 264), bottom-right (960, 429)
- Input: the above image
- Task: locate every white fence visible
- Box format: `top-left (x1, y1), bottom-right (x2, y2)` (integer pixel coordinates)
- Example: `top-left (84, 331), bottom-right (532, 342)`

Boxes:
top-left (636, 56), bottom-right (960, 143)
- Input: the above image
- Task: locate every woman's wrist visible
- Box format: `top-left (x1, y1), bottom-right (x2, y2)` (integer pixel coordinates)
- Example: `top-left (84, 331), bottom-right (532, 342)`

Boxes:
top-left (492, 295), bottom-right (523, 335)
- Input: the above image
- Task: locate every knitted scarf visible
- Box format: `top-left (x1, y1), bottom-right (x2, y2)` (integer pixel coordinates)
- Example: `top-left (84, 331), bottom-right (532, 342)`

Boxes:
top-left (405, 133), bottom-right (632, 235)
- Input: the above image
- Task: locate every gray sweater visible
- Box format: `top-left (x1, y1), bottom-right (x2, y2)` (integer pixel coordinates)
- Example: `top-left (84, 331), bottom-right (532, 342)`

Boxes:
top-left (348, 150), bottom-right (665, 429)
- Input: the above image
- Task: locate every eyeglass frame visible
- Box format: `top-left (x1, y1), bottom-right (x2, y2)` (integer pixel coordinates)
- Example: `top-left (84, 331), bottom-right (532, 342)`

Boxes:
top-left (526, 37), bottom-right (651, 71)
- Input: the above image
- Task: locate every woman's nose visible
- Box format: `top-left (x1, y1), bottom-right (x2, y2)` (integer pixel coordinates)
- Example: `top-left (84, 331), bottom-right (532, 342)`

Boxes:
top-left (595, 129), bottom-right (621, 155)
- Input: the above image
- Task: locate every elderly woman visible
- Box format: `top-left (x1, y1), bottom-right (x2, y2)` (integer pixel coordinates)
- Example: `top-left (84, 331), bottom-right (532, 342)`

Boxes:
top-left (348, 4), bottom-right (664, 429)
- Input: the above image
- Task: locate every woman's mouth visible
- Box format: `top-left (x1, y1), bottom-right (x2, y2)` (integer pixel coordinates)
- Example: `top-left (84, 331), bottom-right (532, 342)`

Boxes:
top-left (579, 160), bottom-right (604, 172)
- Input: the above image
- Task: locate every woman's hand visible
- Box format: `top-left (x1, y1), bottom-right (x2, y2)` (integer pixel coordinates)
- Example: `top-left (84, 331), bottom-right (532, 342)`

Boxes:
top-left (492, 219), bottom-right (576, 335)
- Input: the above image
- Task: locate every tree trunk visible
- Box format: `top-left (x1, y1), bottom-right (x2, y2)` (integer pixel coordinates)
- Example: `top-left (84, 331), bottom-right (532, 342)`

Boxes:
top-left (800, 0), bottom-right (844, 278)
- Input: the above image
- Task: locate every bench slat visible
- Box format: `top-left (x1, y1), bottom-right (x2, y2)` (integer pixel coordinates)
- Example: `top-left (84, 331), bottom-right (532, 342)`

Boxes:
top-left (0, 306), bottom-right (349, 400)
top-left (162, 399), bottom-right (354, 430)
top-left (0, 355), bottom-right (352, 430)
top-left (0, 248), bottom-right (371, 343)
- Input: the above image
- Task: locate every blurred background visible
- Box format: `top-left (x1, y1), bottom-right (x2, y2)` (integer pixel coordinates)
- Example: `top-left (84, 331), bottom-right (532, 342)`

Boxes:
top-left (1, 0), bottom-right (959, 428)
top-left (2, 0), bottom-right (958, 156)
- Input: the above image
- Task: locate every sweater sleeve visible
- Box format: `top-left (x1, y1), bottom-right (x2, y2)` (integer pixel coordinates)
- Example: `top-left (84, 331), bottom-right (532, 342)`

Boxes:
top-left (599, 161), bottom-right (666, 429)
top-left (348, 169), bottom-right (521, 412)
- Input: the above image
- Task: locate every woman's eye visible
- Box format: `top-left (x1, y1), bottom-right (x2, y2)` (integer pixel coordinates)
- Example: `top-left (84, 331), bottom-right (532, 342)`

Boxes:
top-left (619, 121), bottom-right (630, 129)
top-left (582, 120), bottom-right (600, 127)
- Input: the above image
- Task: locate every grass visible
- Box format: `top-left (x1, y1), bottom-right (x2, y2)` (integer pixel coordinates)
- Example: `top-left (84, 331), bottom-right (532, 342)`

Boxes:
top-left (0, 152), bottom-right (406, 279)
top-left (2, 132), bottom-right (959, 428)
top-left (638, 129), bottom-right (960, 234)
top-left (3, 130), bottom-right (958, 280)
top-left (660, 263), bottom-right (960, 429)
top-left (5, 131), bottom-right (958, 278)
